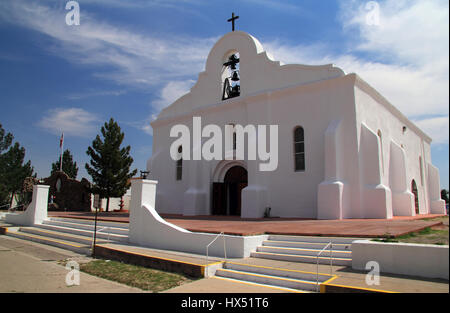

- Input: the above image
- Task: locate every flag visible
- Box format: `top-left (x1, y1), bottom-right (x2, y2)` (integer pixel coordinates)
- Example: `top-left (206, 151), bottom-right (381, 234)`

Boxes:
top-left (60, 132), bottom-right (64, 149)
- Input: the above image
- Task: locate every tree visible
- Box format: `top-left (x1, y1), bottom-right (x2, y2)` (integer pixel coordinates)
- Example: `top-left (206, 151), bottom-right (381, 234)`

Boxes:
top-left (0, 123), bottom-right (13, 153)
top-left (51, 149), bottom-right (79, 179)
top-left (441, 189), bottom-right (449, 204)
top-left (0, 124), bottom-right (13, 205)
top-left (0, 142), bottom-right (35, 207)
top-left (85, 118), bottom-right (137, 212)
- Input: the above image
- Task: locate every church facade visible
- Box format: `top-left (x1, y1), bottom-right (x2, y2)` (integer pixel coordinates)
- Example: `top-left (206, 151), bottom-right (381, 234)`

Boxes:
top-left (147, 31), bottom-right (446, 219)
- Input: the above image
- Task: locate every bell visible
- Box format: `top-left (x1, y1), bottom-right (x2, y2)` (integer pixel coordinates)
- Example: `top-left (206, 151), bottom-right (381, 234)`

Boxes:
top-left (229, 54), bottom-right (239, 63)
top-left (231, 71), bottom-right (240, 81)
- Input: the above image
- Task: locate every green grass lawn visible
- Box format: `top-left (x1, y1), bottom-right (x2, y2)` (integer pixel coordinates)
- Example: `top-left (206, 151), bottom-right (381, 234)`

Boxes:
top-left (76, 259), bottom-right (196, 292)
top-left (374, 216), bottom-right (449, 245)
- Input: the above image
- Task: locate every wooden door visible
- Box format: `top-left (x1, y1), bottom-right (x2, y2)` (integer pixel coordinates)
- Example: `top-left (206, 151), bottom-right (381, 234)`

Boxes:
top-left (212, 182), bottom-right (227, 215)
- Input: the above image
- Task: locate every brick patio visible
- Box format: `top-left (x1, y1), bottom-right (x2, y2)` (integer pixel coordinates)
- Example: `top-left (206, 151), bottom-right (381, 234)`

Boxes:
top-left (48, 211), bottom-right (446, 237)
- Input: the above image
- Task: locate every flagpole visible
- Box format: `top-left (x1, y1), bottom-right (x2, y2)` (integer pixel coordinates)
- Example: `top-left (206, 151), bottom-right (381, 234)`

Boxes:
top-left (60, 132), bottom-right (64, 172)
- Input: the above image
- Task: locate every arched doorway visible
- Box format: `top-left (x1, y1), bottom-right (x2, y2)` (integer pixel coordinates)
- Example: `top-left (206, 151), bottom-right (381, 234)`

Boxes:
top-left (411, 179), bottom-right (419, 214)
top-left (212, 165), bottom-right (248, 216)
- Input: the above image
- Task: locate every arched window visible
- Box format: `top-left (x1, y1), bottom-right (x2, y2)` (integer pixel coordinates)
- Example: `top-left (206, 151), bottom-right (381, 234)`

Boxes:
top-left (419, 156), bottom-right (424, 185)
top-left (176, 146), bottom-right (182, 181)
top-left (411, 179), bottom-right (419, 214)
top-left (294, 126), bottom-right (305, 172)
top-left (377, 130), bottom-right (384, 175)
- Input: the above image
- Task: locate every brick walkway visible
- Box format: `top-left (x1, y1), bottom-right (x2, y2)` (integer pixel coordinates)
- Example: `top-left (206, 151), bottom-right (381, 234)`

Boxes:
top-left (48, 211), bottom-right (446, 237)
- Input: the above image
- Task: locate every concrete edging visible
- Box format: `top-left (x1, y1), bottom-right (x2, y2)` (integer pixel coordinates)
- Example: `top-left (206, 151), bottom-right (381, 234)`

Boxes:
top-left (352, 240), bottom-right (449, 280)
top-left (94, 245), bottom-right (223, 278)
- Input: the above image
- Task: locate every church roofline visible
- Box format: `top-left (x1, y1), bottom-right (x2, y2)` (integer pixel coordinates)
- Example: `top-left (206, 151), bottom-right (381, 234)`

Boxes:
top-left (151, 72), bottom-right (433, 144)
top-left (350, 73), bottom-right (432, 143)
top-left (151, 73), bottom-right (353, 128)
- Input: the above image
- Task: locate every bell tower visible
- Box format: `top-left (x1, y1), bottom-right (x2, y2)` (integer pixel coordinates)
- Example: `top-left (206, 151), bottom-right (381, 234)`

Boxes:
top-left (222, 53), bottom-right (240, 100)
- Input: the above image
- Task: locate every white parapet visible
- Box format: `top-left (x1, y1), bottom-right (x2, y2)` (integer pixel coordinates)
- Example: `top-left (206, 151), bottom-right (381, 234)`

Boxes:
top-left (128, 179), bottom-right (267, 258)
top-left (352, 240), bottom-right (449, 280)
top-left (5, 184), bottom-right (50, 226)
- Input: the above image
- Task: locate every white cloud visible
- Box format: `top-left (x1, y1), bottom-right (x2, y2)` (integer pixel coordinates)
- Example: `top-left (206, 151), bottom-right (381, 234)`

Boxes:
top-left (152, 80), bottom-right (195, 111)
top-left (263, 0), bottom-right (449, 144)
top-left (0, 1), bottom-right (216, 90)
top-left (65, 89), bottom-right (126, 100)
top-left (340, 0), bottom-right (449, 67)
top-left (141, 113), bottom-right (159, 136)
top-left (414, 116), bottom-right (449, 145)
top-left (37, 107), bottom-right (100, 137)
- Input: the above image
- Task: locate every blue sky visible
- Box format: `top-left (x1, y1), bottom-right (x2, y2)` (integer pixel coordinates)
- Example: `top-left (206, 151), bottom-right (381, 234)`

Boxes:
top-left (0, 0), bottom-right (448, 189)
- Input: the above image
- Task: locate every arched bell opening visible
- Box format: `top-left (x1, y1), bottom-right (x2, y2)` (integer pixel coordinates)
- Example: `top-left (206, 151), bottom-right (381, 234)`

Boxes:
top-left (221, 51), bottom-right (240, 100)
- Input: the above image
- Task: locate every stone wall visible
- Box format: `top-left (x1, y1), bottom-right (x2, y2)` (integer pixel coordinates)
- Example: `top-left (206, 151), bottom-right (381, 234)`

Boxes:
top-left (43, 171), bottom-right (91, 211)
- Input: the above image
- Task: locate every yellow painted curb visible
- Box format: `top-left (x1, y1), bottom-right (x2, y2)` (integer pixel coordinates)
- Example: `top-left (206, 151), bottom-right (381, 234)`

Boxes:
top-left (320, 282), bottom-right (397, 293)
top-left (96, 245), bottom-right (221, 268)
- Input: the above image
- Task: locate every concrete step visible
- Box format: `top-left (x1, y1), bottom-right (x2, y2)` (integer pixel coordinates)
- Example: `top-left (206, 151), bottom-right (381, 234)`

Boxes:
top-left (251, 251), bottom-right (352, 266)
top-left (262, 240), bottom-right (352, 251)
top-left (215, 268), bottom-right (320, 292)
top-left (19, 227), bottom-right (111, 246)
top-left (257, 246), bottom-right (352, 258)
top-left (49, 217), bottom-right (129, 229)
top-left (42, 219), bottom-right (128, 235)
top-left (223, 262), bottom-right (332, 283)
top-left (268, 235), bottom-right (357, 244)
top-left (213, 276), bottom-right (309, 293)
top-left (5, 229), bottom-right (91, 254)
top-left (35, 223), bottom-right (129, 243)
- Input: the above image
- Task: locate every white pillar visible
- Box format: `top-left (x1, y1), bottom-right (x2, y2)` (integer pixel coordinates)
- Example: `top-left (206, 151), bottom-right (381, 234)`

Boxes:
top-left (5, 184), bottom-right (49, 226)
top-left (32, 184), bottom-right (50, 224)
top-left (129, 179), bottom-right (158, 244)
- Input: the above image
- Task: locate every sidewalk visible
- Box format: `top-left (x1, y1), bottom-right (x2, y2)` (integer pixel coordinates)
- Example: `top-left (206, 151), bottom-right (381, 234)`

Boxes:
top-left (0, 236), bottom-right (145, 293)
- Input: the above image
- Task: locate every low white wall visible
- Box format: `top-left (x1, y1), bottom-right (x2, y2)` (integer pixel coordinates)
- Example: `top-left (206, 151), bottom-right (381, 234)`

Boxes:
top-left (129, 179), bottom-right (267, 258)
top-left (5, 185), bottom-right (49, 226)
top-left (352, 240), bottom-right (449, 280)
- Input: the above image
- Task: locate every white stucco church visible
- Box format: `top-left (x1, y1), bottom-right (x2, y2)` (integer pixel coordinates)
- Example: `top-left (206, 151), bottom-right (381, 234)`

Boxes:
top-left (147, 31), bottom-right (446, 220)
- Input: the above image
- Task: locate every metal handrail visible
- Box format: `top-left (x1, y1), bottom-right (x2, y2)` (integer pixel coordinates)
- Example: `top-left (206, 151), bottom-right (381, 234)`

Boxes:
top-left (97, 226), bottom-right (112, 241)
top-left (316, 241), bottom-right (333, 292)
top-left (91, 226), bottom-right (112, 250)
top-left (206, 232), bottom-right (227, 266)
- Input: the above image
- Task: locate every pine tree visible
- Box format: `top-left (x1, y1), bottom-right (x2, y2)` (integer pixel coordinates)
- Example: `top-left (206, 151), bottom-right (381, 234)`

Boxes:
top-left (0, 123), bottom-right (13, 153)
top-left (441, 189), bottom-right (449, 204)
top-left (0, 142), bottom-right (35, 207)
top-left (0, 124), bottom-right (13, 205)
top-left (51, 149), bottom-right (79, 179)
top-left (85, 118), bottom-right (137, 212)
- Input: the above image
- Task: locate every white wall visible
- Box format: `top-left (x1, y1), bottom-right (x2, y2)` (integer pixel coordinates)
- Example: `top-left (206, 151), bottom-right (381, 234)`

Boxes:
top-left (354, 81), bottom-right (435, 216)
top-left (129, 179), bottom-right (267, 258)
top-left (5, 185), bottom-right (49, 226)
top-left (352, 240), bottom-right (449, 280)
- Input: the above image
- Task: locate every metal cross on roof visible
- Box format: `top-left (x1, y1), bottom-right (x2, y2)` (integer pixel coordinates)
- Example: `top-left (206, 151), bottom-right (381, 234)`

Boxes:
top-left (227, 12), bottom-right (239, 31)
